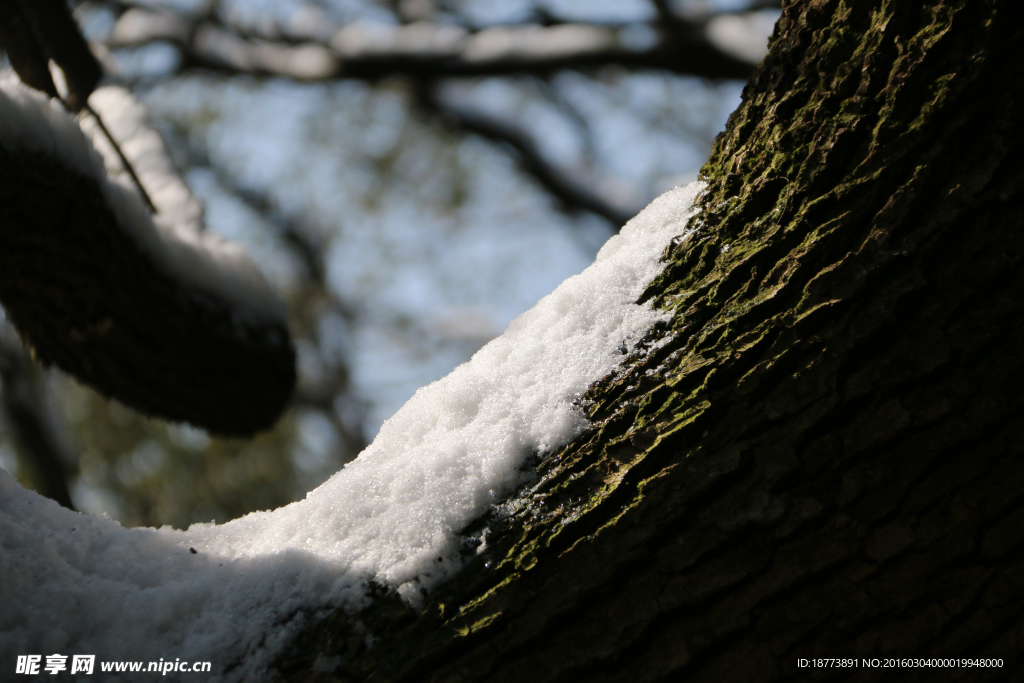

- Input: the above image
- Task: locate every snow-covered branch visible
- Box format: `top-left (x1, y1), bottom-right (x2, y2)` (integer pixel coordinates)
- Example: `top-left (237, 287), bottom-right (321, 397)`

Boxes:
top-left (0, 75), bottom-right (295, 436)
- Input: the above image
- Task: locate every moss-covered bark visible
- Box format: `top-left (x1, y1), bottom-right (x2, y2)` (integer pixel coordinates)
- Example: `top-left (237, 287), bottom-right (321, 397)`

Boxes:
top-left (278, 1), bottom-right (1024, 680)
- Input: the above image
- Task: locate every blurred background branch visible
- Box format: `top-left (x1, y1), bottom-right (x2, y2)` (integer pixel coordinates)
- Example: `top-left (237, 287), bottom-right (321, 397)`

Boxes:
top-left (101, 4), bottom-right (758, 81)
top-left (89, 0), bottom-right (772, 223)
top-left (201, 161), bottom-right (369, 455)
top-left (415, 78), bottom-right (638, 225)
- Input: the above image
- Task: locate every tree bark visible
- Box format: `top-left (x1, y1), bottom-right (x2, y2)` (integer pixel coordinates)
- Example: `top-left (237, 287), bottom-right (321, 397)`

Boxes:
top-left (275, 0), bottom-right (1024, 680)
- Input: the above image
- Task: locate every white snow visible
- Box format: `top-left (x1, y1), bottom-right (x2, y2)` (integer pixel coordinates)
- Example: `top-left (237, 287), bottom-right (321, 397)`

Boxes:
top-left (0, 67), bottom-right (705, 677)
top-left (0, 73), bottom-right (286, 328)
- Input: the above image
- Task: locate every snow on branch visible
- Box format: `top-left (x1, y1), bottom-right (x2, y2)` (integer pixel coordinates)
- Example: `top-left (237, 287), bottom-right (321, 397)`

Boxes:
top-left (0, 74), bottom-right (294, 437)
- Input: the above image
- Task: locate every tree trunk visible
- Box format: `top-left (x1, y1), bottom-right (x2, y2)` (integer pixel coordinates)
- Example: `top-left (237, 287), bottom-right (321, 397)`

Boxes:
top-left (276, 0), bottom-right (1024, 680)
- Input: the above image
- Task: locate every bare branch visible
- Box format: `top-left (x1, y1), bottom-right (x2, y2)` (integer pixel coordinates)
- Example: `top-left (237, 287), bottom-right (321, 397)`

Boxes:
top-left (651, 0), bottom-right (682, 27)
top-left (95, 5), bottom-right (760, 226)
top-left (746, 0), bottom-right (784, 11)
top-left (104, 7), bottom-right (757, 82)
top-left (417, 81), bottom-right (638, 228)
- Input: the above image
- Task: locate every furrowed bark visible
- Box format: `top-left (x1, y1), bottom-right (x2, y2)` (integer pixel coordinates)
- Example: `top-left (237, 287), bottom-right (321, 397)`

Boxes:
top-left (275, 1), bottom-right (1024, 680)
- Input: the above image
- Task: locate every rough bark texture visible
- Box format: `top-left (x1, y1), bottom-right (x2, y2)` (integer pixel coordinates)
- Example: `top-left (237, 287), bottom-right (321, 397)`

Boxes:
top-left (276, 0), bottom-right (1024, 680)
top-left (0, 150), bottom-right (295, 437)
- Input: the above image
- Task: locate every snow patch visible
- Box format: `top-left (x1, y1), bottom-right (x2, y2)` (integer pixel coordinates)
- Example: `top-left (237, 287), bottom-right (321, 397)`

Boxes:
top-left (0, 91), bottom-right (705, 677)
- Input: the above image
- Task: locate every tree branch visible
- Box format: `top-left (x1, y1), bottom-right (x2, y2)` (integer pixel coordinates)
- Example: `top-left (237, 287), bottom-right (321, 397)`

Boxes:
top-left (217, 174), bottom-right (367, 444)
top-left (0, 82), bottom-right (295, 437)
top-left (0, 326), bottom-right (77, 509)
top-left (104, 7), bottom-right (757, 82)
top-left (416, 81), bottom-right (638, 227)
top-left (184, 152), bottom-right (368, 454)
top-left (94, 4), bottom-right (760, 226)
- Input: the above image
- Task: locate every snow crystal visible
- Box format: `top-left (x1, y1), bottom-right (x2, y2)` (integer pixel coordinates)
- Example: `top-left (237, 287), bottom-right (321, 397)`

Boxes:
top-left (0, 73), bottom-right (285, 327)
top-left (0, 74), bottom-right (705, 676)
